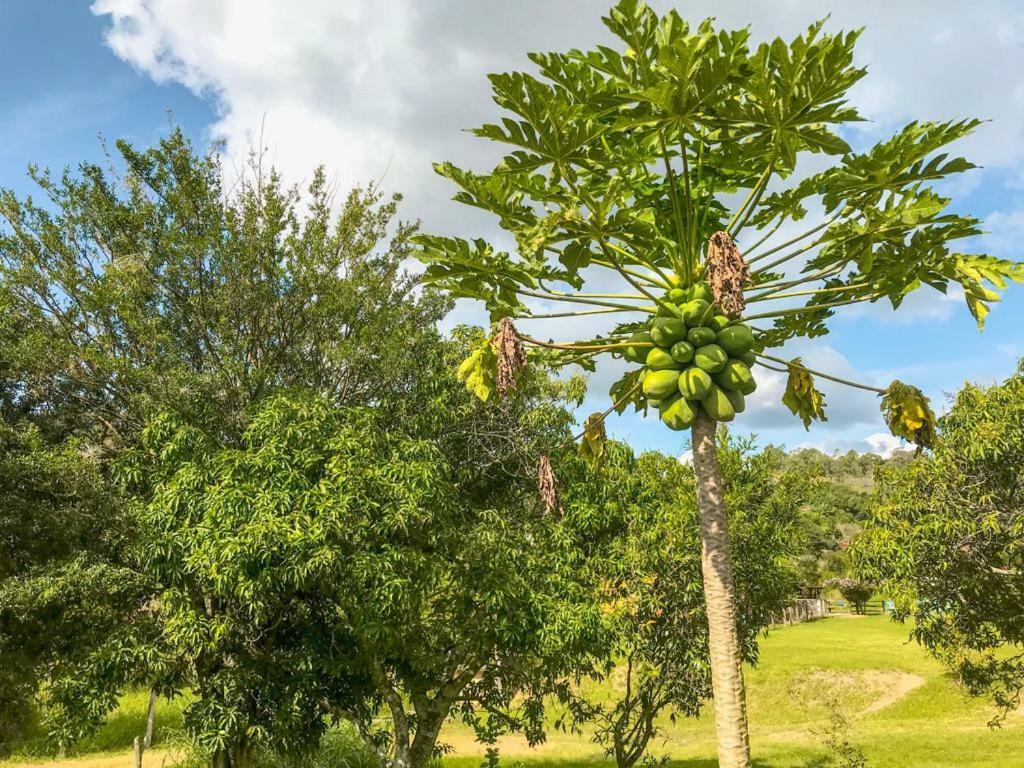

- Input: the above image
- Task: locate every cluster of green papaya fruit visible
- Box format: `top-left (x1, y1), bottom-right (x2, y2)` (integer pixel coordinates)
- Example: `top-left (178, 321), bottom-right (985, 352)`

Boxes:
top-left (622, 282), bottom-right (757, 431)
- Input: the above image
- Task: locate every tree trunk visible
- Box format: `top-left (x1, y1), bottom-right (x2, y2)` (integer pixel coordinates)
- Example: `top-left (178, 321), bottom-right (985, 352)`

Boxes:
top-left (407, 708), bottom-right (447, 768)
top-left (691, 412), bottom-right (751, 768)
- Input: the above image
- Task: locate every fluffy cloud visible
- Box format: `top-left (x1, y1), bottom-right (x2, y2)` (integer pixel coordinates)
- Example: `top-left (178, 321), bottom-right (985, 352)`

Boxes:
top-left (793, 431), bottom-right (906, 458)
top-left (92, 0), bottom-right (1024, 229)
top-left (741, 342), bottom-right (883, 431)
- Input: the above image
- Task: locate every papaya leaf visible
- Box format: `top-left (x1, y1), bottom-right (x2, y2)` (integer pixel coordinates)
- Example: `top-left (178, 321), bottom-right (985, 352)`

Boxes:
top-left (579, 412), bottom-right (608, 469)
top-left (456, 338), bottom-right (498, 402)
top-left (881, 380), bottom-right (936, 450)
top-left (609, 368), bottom-right (647, 414)
top-left (948, 255), bottom-right (1024, 329)
top-left (781, 358), bottom-right (827, 430)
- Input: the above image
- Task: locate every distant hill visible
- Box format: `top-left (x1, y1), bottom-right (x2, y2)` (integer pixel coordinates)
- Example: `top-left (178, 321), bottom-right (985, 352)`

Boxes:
top-left (768, 447), bottom-right (915, 587)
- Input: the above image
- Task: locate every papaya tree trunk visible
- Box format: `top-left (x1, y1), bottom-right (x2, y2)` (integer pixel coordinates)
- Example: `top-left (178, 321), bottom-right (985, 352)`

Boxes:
top-left (690, 411), bottom-right (750, 768)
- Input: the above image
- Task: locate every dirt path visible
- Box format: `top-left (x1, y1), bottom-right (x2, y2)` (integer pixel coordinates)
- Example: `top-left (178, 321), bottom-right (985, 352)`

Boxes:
top-left (5, 748), bottom-right (181, 768)
top-left (861, 671), bottom-right (926, 714)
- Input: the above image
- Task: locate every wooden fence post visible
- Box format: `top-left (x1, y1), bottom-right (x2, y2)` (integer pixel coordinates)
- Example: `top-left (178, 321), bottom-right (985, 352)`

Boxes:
top-left (133, 736), bottom-right (143, 768)
top-left (143, 690), bottom-right (157, 749)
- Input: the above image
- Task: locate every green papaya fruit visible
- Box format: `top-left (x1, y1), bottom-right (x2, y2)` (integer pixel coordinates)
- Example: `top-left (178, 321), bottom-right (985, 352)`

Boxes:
top-left (643, 368), bottom-right (680, 399)
top-left (694, 343), bottom-right (728, 374)
top-left (686, 326), bottom-right (716, 347)
top-left (738, 376), bottom-right (757, 396)
top-left (660, 394), bottom-right (696, 431)
top-left (724, 388), bottom-right (746, 414)
top-left (650, 317), bottom-right (687, 347)
top-left (646, 347), bottom-right (680, 371)
top-left (624, 331), bottom-right (654, 363)
top-left (681, 299), bottom-right (711, 326)
top-left (668, 287), bottom-right (687, 304)
top-left (657, 302), bottom-right (680, 317)
top-left (670, 340), bottom-right (695, 364)
top-left (714, 360), bottom-right (753, 392)
top-left (708, 314), bottom-right (731, 332)
top-left (701, 384), bottom-right (736, 422)
top-left (679, 367), bottom-right (713, 399)
top-left (716, 324), bottom-right (755, 355)
top-left (687, 282), bottom-right (713, 303)
top-left (737, 350), bottom-right (756, 367)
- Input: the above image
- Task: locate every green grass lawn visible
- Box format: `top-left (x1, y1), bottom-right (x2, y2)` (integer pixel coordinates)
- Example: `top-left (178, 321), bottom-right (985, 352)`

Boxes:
top-left (7, 616), bottom-right (1022, 768)
top-left (439, 615), bottom-right (1023, 768)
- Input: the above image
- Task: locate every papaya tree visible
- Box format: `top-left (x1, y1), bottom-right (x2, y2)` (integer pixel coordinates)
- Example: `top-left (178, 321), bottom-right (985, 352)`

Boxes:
top-left (414, 2), bottom-right (1023, 765)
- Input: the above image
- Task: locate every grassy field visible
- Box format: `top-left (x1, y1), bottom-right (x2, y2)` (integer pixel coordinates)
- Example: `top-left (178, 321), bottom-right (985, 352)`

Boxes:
top-left (6, 615), bottom-right (1022, 768)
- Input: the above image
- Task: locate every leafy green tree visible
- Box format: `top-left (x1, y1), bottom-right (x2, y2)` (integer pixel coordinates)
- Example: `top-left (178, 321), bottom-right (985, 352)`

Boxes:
top-left (0, 129), bottom-right (448, 447)
top-left (857, 361), bottom-right (1024, 715)
top-left (561, 437), bottom-right (803, 768)
top-left (83, 331), bottom-right (607, 768)
top-left (413, 3), bottom-right (1020, 763)
top-left (0, 130), bottom-right (450, 757)
top-left (828, 578), bottom-right (874, 614)
top-left (0, 422), bottom-right (142, 753)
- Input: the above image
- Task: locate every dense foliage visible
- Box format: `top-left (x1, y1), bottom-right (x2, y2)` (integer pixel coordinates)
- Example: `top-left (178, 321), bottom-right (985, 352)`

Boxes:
top-left (775, 448), bottom-right (912, 588)
top-left (857, 361), bottom-right (1024, 715)
top-left (0, 130), bottom-right (449, 761)
top-left (560, 437), bottom-right (805, 767)
top-left (108, 332), bottom-right (605, 768)
top-left (0, 423), bottom-right (139, 752)
top-left (0, 129), bottom-right (448, 447)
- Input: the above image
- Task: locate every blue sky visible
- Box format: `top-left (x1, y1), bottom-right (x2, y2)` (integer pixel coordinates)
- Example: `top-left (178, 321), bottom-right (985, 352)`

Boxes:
top-left (3, 1), bottom-right (1023, 457)
top-left (0, 2), bottom-right (211, 196)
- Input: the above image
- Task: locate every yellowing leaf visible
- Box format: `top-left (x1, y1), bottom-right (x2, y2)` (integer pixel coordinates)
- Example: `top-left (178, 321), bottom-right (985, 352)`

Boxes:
top-left (457, 339), bottom-right (498, 401)
top-left (880, 380), bottom-right (936, 450)
top-left (781, 357), bottom-right (828, 430)
top-left (952, 255), bottom-right (1024, 330)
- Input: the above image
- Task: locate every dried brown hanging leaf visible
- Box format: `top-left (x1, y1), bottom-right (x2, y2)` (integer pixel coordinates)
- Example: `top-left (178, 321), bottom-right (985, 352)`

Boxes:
top-left (706, 230), bottom-right (750, 318)
top-left (537, 454), bottom-right (561, 516)
top-left (494, 317), bottom-right (527, 396)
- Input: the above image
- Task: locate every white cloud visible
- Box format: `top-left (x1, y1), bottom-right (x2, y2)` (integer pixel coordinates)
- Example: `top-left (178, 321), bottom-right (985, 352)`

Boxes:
top-left (742, 341), bottom-right (883, 431)
top-left (794, 431), bottom-right (905, 458)
top-left (92, 0), bottom-right (1024, 229)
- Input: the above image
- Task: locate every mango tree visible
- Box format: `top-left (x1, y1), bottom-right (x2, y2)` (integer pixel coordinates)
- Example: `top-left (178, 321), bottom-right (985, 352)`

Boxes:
top-left (415, 2), bottom-right (1022, 765)
top-left (857, 362), bottom-right (1024, 718)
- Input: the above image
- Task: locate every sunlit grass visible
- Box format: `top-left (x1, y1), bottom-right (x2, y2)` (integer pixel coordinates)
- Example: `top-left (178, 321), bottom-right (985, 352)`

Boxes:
top-left (5, 617), bottom-right (1021, 768)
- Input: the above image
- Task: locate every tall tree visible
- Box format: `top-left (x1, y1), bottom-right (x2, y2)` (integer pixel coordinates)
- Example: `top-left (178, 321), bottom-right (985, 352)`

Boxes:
top-left (413, 3), bottom-right (1021, 764)
top-left (0, 129), bottom-right (450, 756)
top-left (857, 361), bottom-right (1024, 717)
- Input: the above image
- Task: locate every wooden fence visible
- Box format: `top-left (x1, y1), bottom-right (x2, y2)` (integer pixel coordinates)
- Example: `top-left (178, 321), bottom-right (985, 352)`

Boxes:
top-left (771, 598), bottom-right (829, 626)
top-left (826, 598), bottom-right (891, 615)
